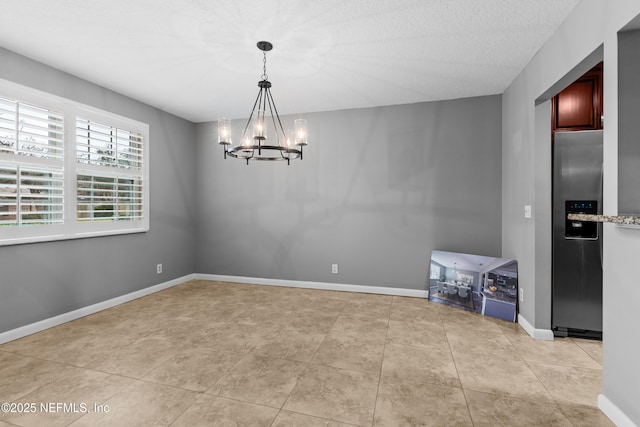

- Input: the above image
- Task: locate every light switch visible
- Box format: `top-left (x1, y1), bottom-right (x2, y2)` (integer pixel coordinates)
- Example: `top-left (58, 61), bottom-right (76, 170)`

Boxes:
top-left (524, 205), bottom-right (532, 219)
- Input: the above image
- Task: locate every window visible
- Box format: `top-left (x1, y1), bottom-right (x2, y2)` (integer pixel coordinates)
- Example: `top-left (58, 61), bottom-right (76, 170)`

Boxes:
top-left (0, 97), bottom-right (64, 160)
top-left (429, 263), bottom-right (441, 280)
top-left (76, 118), bottom-right (144, 223)
top-left (0, 79), bottom-right (149, 245)
top-left (0, 165), bottom-right (64, 226)
top-left (0, 98), bottom-right (65, 229)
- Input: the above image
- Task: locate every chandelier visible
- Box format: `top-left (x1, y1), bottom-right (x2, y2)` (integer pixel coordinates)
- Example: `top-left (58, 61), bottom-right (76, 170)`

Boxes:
top-left (218, 41), bottom-right (308, 165)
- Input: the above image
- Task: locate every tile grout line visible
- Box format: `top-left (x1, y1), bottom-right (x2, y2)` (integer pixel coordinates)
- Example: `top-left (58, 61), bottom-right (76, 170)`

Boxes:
top-left (507, 331), bottom-right (604, 411)
top-left (271, 293), bottom-right (345, 425)
top-left (439, 305), bottom-right (478, 426)
top-left (370, 295), bottom-right (394, 427)
top-left (524, 356), bottom-right (577, 422)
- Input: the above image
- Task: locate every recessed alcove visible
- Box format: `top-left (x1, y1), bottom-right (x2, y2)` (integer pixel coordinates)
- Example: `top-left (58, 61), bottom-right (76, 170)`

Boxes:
top-left (618, 17), bottom-right (640, 216)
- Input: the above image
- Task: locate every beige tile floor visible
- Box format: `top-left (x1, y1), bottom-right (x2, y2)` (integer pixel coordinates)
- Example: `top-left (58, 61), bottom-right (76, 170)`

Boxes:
top-left (0, 280), bottom-right (614, 426)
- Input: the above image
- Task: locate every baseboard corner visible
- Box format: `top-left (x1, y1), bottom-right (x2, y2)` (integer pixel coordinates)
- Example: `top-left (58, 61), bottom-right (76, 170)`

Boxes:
top-left (0, 273), bottom-right (196, 345)
top-left (518, 313), bottom-right (554, 340)
top-left (598, 394), bottom-right (638, 427)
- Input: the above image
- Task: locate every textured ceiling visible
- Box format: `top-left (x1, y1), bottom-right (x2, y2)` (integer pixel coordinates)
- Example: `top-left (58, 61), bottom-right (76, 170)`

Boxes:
top-left (431, 251), bottom-right (515, 273)
top-left (0, 0), bottom-right (579, 123)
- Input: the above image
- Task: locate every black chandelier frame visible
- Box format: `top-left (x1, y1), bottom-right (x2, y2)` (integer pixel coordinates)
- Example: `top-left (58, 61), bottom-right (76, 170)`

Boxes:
top-left (219, 41), bottom-right (307, 165)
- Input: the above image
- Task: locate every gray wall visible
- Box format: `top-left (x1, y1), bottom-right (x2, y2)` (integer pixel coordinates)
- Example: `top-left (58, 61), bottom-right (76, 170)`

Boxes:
top-left (618, 29), bottom-right (640, 215)
top-left (0, 48), bottom-right (197, 333)
top-left (502, 1), bottom-right (640, 424)
top-left (195, 96), bottom-right (502, 290)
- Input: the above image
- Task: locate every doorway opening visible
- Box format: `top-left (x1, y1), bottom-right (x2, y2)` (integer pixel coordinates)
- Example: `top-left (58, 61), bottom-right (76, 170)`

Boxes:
top-left (532, 45), bottom-right (603, 340)
top-left (550, 62), bottom-right (604, 340)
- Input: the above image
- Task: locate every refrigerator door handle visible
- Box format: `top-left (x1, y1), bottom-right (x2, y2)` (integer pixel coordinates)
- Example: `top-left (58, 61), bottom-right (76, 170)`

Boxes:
top-left (599, 162), bottom-right (604, 270)
top-left (600, 230), bottom-right (603, 269)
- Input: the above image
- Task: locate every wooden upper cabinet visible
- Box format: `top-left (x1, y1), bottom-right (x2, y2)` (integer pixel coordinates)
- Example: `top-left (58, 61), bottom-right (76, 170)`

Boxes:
top-left (552, 62), bottom-right (603, 131)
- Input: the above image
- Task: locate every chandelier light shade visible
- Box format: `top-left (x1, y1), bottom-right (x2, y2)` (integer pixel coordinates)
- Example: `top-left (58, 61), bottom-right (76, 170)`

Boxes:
top-left (218, 41), bottom-right (308, 165)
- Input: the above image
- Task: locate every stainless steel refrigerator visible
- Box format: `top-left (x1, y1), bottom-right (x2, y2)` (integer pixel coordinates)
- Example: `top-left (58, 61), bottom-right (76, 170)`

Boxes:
top-left (552, 130), bottom-right (603, 339)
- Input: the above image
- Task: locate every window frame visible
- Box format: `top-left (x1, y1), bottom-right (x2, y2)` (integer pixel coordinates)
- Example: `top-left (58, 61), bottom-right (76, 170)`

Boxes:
top-left (0, 78), bottom-right (149, 246)
top-left (429, 263), bottom-right (441, 280)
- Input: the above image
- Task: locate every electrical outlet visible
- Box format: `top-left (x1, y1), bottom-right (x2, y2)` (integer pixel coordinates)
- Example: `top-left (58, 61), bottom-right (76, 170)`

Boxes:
top-left (332, 264), bottom-right (338, 274)
top-left (519, 288), bottom-right (524, 302)
top-left (157, 263), bottom-right (163, 274)
top-left (524, 205), bottom-right (532, 219)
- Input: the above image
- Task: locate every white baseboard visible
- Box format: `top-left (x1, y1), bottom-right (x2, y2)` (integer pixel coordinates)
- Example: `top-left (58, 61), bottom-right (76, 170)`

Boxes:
top-left (599, 394), bottom-right (638, 427)
top-left (0, 273), bottom-right (196, 345)
top-left (195, 274), bottom-right (430, 299)
top-left (518, 313), bottom-right (555, 340)
top-left (0, 273), bottom-right (427, 345)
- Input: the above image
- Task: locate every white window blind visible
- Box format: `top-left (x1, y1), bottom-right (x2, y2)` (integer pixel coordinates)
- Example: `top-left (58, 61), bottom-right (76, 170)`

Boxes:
top-left (0, 95), bottom-right (65, 231)
top-left (0, 78), bottom-right (149, 245)
top-left (75, 118), bottom-right (144, 223)
top-left (76, 118), bottom-right (143, 170)
top-left (76, 173), bottom-right (143, 222)
top-left (430, 263), bottom-right (441, 279)
top-left (0, 96), bottom-right (64, 160)
top-left (0, 165), bottom-right (64, 226)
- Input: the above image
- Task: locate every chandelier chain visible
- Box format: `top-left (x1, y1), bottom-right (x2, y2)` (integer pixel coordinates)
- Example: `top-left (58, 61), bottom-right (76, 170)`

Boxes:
top-left (262, 51), bottom-right (268, 81)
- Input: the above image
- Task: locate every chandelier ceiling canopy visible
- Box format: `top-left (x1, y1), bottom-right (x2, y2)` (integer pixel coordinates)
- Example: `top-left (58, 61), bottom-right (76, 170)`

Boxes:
top-left (218, 41), bottom-right (308, 165)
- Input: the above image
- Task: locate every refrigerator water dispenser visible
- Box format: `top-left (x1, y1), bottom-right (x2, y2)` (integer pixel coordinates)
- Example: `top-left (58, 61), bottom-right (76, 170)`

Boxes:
top-left (565, 200), bottom-right (598, 239)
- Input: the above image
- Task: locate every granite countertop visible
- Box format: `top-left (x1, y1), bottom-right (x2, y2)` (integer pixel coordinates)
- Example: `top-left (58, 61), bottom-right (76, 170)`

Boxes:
top-left (567, 213), bottom-right (640, 225)
top-left (482, 290), bottom-right (516, 303)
